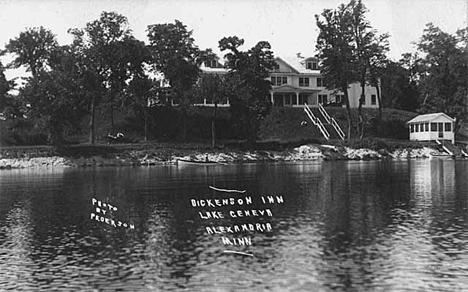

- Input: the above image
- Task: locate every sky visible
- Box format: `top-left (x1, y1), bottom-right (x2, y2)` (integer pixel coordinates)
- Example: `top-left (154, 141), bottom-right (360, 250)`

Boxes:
top-left (0, 0), bottom-right (466, 80)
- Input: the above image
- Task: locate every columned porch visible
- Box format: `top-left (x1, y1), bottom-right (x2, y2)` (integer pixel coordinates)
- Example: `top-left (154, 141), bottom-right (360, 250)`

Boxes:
top-left (270, 85), bottom-right (320, 107)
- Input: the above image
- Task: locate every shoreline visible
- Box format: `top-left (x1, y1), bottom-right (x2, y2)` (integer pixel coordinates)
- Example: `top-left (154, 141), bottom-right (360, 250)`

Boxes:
top-left (0, 144), bottom-right (461, 169)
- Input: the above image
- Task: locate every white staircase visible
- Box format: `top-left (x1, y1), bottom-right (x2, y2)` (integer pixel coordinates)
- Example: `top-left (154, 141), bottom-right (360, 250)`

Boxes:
top-left (304, 103), bottom-right (330, 140)
top-left (318, 103), bottom-right (345, 140)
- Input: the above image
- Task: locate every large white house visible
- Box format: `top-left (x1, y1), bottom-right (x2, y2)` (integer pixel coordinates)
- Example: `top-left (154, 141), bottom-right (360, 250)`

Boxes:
top-left (154, 54), bottom-right (380, 109)
top-left (269, 55), bottom-right (379, 108)
top-left (407, 113), bottom-right (455, 143)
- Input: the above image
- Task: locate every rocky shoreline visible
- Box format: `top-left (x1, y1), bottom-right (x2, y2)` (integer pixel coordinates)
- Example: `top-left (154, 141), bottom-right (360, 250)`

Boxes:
top-left (0, 144), bottom-right (455, 169)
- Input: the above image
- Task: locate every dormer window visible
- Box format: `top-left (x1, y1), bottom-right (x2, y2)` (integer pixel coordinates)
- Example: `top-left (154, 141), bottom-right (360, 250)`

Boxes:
top-left (204, 60), bottom-right (218, 68)
top-left (306, 61), bottom-right (318, 70)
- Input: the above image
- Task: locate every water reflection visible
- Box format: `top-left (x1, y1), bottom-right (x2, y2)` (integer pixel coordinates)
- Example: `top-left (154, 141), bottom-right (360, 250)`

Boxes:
top-left (0, 161), bottom-right (467, 291)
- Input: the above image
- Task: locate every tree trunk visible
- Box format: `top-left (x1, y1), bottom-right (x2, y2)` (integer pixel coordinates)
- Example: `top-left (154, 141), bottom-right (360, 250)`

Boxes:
top-left (211, 103), bottom-right (218, 148)
top-left (358, 80), bottom-right (365, 140)
top-left (181, 105), bottom-right (187, 142)
top-left (144, 109), bottom-right (148, 142)
top-left (89, 97), bottom-right (96, 144)
top-left (342, 84), bottom-right (352, 143)
top-left (375, 83), bottom-right (382, 121)
top-left (110, 101), bottom-right (114, 131)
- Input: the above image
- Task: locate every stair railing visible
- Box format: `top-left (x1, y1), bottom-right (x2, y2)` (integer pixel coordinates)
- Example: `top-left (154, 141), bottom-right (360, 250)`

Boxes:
top-left (304, 103), bottom-right (330, 140)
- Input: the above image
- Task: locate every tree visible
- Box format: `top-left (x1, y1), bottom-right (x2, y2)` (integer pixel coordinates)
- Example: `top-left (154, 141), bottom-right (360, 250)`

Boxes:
top-left (316, 5), bottom-right (356, 141)
top-left (194, 73), bottom-right (228, 147)
top-left (0, 61), bottom-right (17, 118)
top-left (69, 11), bottom-right (150, 143)
top-left (415, 23), bottom-right (467, 129)
top-left (367, 33), bottom-right (390, 120)
top-left (4, 26), bottom-right (58, 78)
top-left (147, 20), bottom-right (213, 141)
top-left (219, 36), bottom-right (275, 142)
top-left (380, 59), bottom-right (419, 112)
top-left (348, 0), bottom-right (389, 138)
top-left (19, 46), bottom-right (87, 144)
top-left (316, 0), bottom-right (390, 140)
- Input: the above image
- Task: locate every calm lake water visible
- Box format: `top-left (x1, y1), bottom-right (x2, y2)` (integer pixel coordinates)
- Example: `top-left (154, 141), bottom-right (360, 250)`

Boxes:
top-left (1, 160), bottom-right (468, 292)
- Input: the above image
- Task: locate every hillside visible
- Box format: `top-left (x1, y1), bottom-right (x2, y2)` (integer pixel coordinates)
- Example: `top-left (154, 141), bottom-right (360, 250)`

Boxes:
top-left (1, 105), bottom-right (420, 147)
top-left (258, 107), bottom-right (418, 143)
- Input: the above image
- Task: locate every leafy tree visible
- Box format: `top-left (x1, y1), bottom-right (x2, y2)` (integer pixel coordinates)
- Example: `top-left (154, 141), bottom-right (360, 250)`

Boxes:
top-left (69, 11), bottom-right (150, 143)
top-left (317, 0), bottom-right (390, 140)
top-left (0, 61), bottom-right (17, 118)
top-left (4, 26), bottom-right (58, 78)
top-left (193, 73), bottom-right (228, 147)
top-left (380, 59), bottom-right (419, 112)
top-left (316, 5), bottom-right (356, 141)
top-left (19, 46), bottom-right (87, 144)
top-left (126, 75), bottom-right (156, 142)
top-left (219, 36), bottom-right (275, 142)
top-left (147, 20), bottom-right (213, 141)
top-left (415, 23), bottom-right (467, 129)
top-left (348, 0), bottom-right (389, 138)
top-left (366, 33), bottom-right (390, 120)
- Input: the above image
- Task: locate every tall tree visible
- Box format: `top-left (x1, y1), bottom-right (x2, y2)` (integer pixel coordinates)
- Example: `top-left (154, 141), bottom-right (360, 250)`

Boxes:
top-left (4, 26), bottom-right (58, 78)
top-left (0, 61), bottom-right (16, 117)
top-left (316, 5), bottom-right (356, 141)
top-left (194, 73), bottom-right (228, 148)
top-left (19, 45), bottom-right (87, 144)
top-left (366, 33), bottom-right (390, 120)
top-left (415, 23), bottom-right (467, 130)
top-left (147, 20), bottom-right (213, 141)
top-left (348, 0), bottom-right (389, 138)
top-left (69, 11), bottom-right (149, 143)
top-left (219, 36), bottom-right (275, 142)
top-left (380, 59), bottom-right (419, 112)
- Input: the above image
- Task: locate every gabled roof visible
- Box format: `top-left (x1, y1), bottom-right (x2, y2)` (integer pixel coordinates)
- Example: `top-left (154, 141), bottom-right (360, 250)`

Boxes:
top-left (274, 57), bottom-right (300, 74)
top-left (407, 112), bottom-right (455, 124)
top-left (276, 56), bottom-right (320, 74)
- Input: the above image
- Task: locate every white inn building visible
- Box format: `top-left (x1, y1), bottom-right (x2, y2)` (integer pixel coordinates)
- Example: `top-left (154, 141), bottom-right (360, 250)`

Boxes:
top-left (154, 54), bottom-right (381, 109)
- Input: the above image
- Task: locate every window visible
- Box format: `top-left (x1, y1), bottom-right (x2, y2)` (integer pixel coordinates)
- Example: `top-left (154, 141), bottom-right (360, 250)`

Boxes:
top-left (273, 63), bottom-right (280, 70)
top-left (420, 124), bottom-right (424, 132)
top-left (445, 122), bottom-right (452, 132)
top-left (318, 94), bottom-right (328, 104)
top-left (415, 124), bottom-right (419, 132)
top-left (317, 78), bottom-right (323, 87)
top-left (306, 62), bottom-right (317, 70)
top-left (371, 95), bottom-right (376, 105)
top-left (299, 77), bottom-right (310, 87)
top-left (425, 123), bottom-right (429, 132)
top-left (271, 76), bottom-right (288, 86)
top-left (431, 123), bottom-right (437, 131)
top-left (204, 60), bottom-right (218, 68)
top-left (410, 124), bottom-right (414, 133)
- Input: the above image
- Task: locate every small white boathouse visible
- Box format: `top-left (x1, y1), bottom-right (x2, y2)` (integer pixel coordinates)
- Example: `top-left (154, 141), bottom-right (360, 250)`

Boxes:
top-left (407, 113), bottom-right (455, 143)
